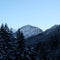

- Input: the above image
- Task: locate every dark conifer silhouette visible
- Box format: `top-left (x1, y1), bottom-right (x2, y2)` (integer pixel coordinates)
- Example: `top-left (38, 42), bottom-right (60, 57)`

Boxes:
top-left (0, 24), bottom-right (60, 60)
top-left (15, 29), bottom-right (25, 60)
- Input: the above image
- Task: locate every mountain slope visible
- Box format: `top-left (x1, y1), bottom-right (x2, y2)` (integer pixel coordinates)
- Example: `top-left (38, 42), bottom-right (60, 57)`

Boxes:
top-left (35, 25), bottom-right (60, 60)
top-left (20, 25), bottom-right (43, 38)
top-left (25, 25), bottom-right (60, 46)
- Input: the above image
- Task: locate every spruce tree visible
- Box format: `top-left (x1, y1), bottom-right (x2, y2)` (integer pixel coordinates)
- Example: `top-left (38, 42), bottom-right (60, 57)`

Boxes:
top-left (16, 29), bottom-right (25, 59)
top-left (0, 24), bottom-right (16, 60)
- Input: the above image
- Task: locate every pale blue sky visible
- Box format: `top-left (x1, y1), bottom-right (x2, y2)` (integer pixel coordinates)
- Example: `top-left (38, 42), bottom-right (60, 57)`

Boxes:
top-left (0, 0), bottom-right (60, 30)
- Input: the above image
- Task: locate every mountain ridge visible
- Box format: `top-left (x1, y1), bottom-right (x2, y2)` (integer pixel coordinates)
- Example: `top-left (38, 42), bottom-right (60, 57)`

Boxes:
top-left (25, 25), bottom-right (60, 46)
top-left (20, 25), bottom-right (43, 38)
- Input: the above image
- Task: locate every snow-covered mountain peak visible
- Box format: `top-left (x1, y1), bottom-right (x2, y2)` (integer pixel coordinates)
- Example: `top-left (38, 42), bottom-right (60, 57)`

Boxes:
top-left (20, 25), bottom-right (43, 38)
top-left (20, 25), bottom-right (38, 30)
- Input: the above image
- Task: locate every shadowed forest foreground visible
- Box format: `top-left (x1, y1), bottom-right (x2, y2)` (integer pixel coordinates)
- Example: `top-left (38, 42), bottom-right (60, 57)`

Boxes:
top-left (0, 24), bottom-right (60, 60)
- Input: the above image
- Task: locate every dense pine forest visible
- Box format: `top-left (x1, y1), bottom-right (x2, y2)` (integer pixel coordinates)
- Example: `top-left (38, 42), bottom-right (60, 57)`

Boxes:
top-left (0, 24), bottom-right (60, 60)
top-left (0, 24), bottom-right (37, 60)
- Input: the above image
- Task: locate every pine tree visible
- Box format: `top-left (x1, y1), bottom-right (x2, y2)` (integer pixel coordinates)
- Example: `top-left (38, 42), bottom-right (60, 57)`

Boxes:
top-left (0, 24), bottom-right (16, 60)
top-left (16, 29), bottom-right (25, 59)
top-left (4, 23), bottom-right (9, 32)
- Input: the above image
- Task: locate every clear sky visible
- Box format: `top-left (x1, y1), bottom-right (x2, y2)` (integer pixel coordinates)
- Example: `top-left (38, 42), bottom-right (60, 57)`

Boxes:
top-left (0, 0), bottom-right (60, 30)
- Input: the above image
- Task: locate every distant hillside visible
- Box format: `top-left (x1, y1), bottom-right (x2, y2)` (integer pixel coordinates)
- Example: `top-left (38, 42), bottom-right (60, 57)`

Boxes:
top-left (25, 25), bottom-right (60, 46)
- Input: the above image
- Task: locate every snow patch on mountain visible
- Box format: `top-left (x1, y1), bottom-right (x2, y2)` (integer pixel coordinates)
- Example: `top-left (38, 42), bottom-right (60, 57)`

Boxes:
top-left (20, 25), bottom-right (43, 38)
